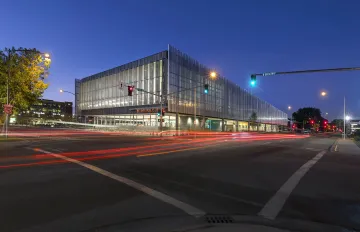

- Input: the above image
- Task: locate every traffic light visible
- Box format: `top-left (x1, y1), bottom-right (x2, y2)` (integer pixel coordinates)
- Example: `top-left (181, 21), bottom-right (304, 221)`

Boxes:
top-left (324, 121), bottom-right (328, 125)
top-left (162, 109), bottom-right (165, 116)
top-left (127, 86), bottom-right (134, 96)
top-left (250, 74), bottom-right (256, 86)
top-left (310, 120), bottom-right (314, 124)
top-left (204, 84), bottom-right (209, 94)
top-left (157, 109), bottom-right (161, 116)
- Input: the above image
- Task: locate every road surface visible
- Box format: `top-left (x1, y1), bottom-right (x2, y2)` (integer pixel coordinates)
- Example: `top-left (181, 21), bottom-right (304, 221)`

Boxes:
top-left (0, 128), bottom-right (358, 232)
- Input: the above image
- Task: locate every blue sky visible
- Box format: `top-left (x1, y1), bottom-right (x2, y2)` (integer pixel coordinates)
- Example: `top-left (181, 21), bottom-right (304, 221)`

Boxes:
top-left (2, 0), bottom-right (360, 120)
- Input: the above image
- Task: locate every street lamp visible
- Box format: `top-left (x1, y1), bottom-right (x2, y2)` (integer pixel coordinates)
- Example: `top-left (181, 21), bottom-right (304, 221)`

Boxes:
top-left (59, 89), bottom-right (75, 95)
top-left (345, 115), bottom-right (351, 121)
top-left (288, 106), bottom-right (292, 110)
top-left (59, 89), bottom-right (78, 122)
top-left (210, 71), bottom-right (217, 79)
top-left (321, 91), bottom-right (327, 96)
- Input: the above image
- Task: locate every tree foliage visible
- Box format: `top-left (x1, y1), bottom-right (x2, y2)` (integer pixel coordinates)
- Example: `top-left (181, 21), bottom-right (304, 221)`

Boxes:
top-left (0, 47), bottom-right (51, 113)
top-left (331, 119), bottom-right (344, 128)
top-left (249, 111), bottom-right (258, 129)
top-left (249, 111), bottom-right (258, 122)
top-left (292, 107), bottom-right (324, 129)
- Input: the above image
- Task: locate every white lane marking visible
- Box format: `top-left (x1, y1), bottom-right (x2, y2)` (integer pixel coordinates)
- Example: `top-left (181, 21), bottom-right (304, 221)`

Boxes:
top-left (258, 150), bottom-right (327, 220)
top-left (36, 148), bottom-right (206, 218)
top-left (263, 142), bottom-right (271, 145)
top-left (279, 140), bottom-right (284, 142)
top-left (335, 145), bottom-right (338, 152)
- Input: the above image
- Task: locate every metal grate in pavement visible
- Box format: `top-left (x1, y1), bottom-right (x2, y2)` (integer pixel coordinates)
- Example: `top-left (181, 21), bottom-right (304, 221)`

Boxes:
top-left (205, 215), bottom-right (234, 224)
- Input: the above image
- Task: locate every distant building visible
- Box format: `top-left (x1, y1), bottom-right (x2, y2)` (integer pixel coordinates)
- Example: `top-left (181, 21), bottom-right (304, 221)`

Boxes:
top-left (349, 119), bottom-right (360, 133)
top-left (13, 99), bottom-right (73, 124)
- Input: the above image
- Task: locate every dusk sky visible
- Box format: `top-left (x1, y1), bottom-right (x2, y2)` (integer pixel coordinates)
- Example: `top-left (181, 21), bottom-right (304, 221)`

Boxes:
top-left (2, 0), bottom-right (360, 120)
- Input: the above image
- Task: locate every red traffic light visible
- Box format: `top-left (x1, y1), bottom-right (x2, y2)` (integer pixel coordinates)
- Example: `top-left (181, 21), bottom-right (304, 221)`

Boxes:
top-left (324, 121), bottom-right (328, 124)
top-left (310, 120), bottom-right (314, 124)
top-left (128, 86), bottom-right (134, 96)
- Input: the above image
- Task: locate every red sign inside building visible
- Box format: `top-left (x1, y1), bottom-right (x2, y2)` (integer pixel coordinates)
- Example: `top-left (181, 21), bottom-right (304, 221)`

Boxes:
top-left (136, 108), bottom-right (167, 113)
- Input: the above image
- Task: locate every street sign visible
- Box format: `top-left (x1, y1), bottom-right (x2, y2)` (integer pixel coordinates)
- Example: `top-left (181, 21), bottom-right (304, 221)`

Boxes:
top-left (262, 72), bottom-right (276, 76)
top-left (136, 88), bottom-right (144, 92)
top-left (3, 104), bottom-right (13, 115)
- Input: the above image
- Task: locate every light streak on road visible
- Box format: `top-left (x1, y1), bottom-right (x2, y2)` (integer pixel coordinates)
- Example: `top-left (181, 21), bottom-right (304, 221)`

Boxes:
top-left (0, 133), bottom-right (308, 169)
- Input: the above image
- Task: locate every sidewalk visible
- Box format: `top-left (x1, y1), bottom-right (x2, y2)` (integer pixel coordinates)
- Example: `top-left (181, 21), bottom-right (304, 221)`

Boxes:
top-left (335, 139), bottom-right (360, 155)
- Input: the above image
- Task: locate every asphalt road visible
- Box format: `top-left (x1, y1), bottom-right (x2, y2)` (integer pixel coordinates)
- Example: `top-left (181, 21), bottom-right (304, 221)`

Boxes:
top-left (0, 128), bottom-right (359, 232)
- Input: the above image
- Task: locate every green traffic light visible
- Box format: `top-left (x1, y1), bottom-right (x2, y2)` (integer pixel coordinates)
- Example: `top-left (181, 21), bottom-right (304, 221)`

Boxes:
top-left (204, 84), bottom-right (209, 94)
top-left (250, 74), bottom-right (256, 87)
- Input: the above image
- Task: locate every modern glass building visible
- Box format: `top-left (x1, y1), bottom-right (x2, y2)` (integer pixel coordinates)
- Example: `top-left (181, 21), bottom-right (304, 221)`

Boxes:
top-left (75, 45), bottom-right (287, 131)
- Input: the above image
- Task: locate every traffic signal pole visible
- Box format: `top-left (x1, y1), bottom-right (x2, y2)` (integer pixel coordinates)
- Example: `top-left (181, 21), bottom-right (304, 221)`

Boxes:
top-left (251, 66), bottom-right (360, 78)
top-left (251, 66), bottom-right (360, 135)
top-left (133, 83), bottom-right (209, 134)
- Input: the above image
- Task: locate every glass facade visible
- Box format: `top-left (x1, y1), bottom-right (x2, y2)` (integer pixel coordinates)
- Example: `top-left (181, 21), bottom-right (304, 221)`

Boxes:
top-left (76, 46), bottom-right (287, 128)
top-left (167, 45), bottom-right (287, 125)
top-left (76, 51), bottom-right (167, 115)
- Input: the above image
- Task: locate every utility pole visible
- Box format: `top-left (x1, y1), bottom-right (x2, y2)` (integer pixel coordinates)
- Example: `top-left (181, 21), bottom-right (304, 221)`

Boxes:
top-left (5, 51), bottom-right (11, 138)
top-left (160, 94), bottom-right (163, 132)
top-left (344, 96), bottom-right (346, 140)
top-left (194, 86), bottom-right (196, 130)
top-left (302, 120), bottom-right (305, 131)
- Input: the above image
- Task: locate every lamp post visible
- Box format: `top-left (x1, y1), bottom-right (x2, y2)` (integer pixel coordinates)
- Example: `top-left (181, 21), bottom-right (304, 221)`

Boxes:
top-left (343, 97), bottom-right (347, 140)
top-left (59, 89), bottom-right (75, 95)
top-left (2, 49), bottom-right (50, 138)
top-left (135, 70), bottom-right (217, 133)
top-left (59, 89), bottom-right (77, 122)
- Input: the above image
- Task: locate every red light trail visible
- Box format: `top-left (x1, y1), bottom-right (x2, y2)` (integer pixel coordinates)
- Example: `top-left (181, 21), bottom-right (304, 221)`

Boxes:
top-left (0, 133), bottom-right (308, 169)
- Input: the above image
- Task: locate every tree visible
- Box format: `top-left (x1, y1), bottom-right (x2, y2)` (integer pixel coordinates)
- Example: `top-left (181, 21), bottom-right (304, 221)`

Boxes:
top-left (249, 111), bottom-right (258, 122)
top-left (0, 47), bottom-right (51, 116)
top-left (292, 107), bottom-right (324, 129)
top-left (249, 111), bottom-right (258, 131)
top-left (331, 119), bottom-right (344, 128)
top-left (331, 119), bottom-right (352, 134)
